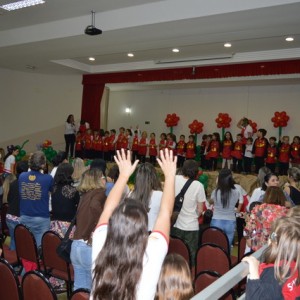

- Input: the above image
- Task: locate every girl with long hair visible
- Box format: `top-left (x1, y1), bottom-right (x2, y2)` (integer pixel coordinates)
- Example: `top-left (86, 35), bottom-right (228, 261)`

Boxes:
top-left (210, 169), bottom-right (243, 245)
top-left (91, 149), bottom-right (176, 300)
top-left (284, 167), bottom-right (300, 206)
top-left (243, 217), bottom-right (300, 299)
top-left (129, 162), bottom-right (162, 231)
top-left (3, 145), bottom-right (19, 175)
top-left (155, 254), bottom-right (194, 300)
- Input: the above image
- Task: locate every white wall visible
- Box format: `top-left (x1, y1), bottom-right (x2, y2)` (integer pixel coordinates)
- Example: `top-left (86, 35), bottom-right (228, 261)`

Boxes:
top-left (107, 84), bottom-right (300, 142)
top-left (0, 68), bottom-right (82, 152)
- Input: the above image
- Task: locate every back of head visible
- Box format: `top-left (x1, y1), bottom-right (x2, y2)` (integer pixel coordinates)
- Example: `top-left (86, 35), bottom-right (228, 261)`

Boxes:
top-left (263, 186), bottom-right (286, 206)
top-left (29, 151), bottom-right (46, 171)
top-left (52, 151), bottom-right (67, 167)
top-left (77, 168), bottom-right (105, 193)
top-left (182, 160), bottom-right (198, 179)
top-left (93, 198), bottom-right (148, 300)
top-left (155, 254), bottom-right (194, 300)
top-left (16, 160), bottom-right (29, 177)
top-left (287, 205), bottom-right (300, 218)
top-left (288, 167), bottom-right (300, 183)
top-left (217, 169), bottom-right (235, 208)
top-left (54, 162), bottom-right (74, 185)
top-left (131, 163), bottom-right (162, 211)
top-left (265, 217), bottom-right (300, 285)
top-left (107, 164), bottom-right (120, 182)
top-left (72, 158), bottom-right (86, 181)
top-left (90, 159), bottom-right (107, 176)
top-left (257, 166), bottom-right (271, 187)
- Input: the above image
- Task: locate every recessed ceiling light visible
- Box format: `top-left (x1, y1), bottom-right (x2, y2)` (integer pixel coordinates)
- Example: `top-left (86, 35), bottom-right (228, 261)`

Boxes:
top-left (285, 37), bottom-right (294, 42)
top-left (224, 43), bottom-right (232, 48)
top-left (0, 0), bottom-right (45, 11)
top-left (127, 53), bottom-right (134, 57)
top-left (88, 57), bottom-right (95, 61)
top-left (172, 48), bottom-right (180, 53)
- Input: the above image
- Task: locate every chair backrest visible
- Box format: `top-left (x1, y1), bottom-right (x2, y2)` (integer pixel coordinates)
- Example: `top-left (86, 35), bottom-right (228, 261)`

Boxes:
top-left (0, 257), bottom-right (22, 300)
top-left (22, 270), bottom-right (57, 300)
top-left (238, 236), bottom-right (247, 262)
top-left (168, 236), bottom-right (191, 267)
top-left (14, 224), bottom-right (40, 268)
top-left (199, 226), bottom-right (230, 254)
top-left (194, 270), bottom-right (220, 294)
top-left (71, 288), bottom-right (90, 300)
top-left (196, 243), bottom-right (231, 276)
top-left (42, 230), bottom-right (69, 272)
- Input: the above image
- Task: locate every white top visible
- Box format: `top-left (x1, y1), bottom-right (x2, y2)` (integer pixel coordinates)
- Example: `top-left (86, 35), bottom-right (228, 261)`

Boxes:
top-left (50, 166), bottom-right (57, 178)
top-left (92, 225), bottom-right (168, 300)
top-left (174, 175), bottom-right (206, 231)
top-left (247, 187), bottom-right (265, 211)
top-left (244, 143), bottom-right (254, 158)
top-left (147, 190), bottom-right (163, 231)
top-left (4, 154), bottom-right (15, 173)
top-left (64, 122), bottom-right (76, 135)
top-left (243, 124), bottom-right (253, 139)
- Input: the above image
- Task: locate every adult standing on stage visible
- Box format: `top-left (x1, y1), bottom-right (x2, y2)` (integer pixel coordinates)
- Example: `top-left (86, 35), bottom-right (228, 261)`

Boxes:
top-left (65, 114), bottom-right (76, 158)
top-left (237, 117), bottom-right (253, 144)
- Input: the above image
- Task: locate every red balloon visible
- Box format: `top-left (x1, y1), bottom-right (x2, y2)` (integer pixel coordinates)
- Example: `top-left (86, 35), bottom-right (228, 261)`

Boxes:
top-left (275, 112), bottom-right (279, 117)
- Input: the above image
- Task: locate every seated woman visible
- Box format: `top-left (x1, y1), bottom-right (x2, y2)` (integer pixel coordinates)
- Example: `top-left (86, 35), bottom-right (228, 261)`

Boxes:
top-left (244, 186), bottom-right (288, 251)
top-left (50, 163), bottom-right (80, 238)
top-left (284, 167), bottom-right (300, 206)
top-left (91, 149), bottom-right (176, 300)
top-left (129, 162), bottom-right (163, 231)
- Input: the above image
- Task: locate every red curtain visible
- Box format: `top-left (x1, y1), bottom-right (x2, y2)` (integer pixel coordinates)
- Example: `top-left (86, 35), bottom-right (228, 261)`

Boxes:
top-left (81, 83), bottom-right (105, 130)
top-left (81, 60), bottom-right (300, 129)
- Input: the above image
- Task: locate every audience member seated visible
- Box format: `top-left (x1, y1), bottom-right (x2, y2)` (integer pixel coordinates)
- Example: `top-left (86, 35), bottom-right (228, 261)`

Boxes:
top-left (71, 157), bottom-right (87, 187)
top-left (284, 167), bottom-right (300, 206)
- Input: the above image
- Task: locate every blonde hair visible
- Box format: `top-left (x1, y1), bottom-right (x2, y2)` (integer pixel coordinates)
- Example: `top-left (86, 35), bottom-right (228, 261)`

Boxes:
top-left (155, 254), bottom-right (194, 300)
top-left (2, 174), bottom-right (16, 204)
top-left (77, 168), bottom-right (105, 193)
top-left (287, 206), bottom-right (300, 218)
top-left (72, 158), bottom-right (87, 182)
top-left (264, 217), bottom-right (300, 285)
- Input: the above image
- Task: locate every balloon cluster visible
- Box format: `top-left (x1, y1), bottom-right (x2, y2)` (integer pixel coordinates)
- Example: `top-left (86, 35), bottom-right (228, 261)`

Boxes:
top-left (41, 140), bottom-right (57, 162)
top-left (248, 119), bottom-right (258, 133)
top-left (189, 120), bottom-right (204, 134)
top-left (164, 113), bottom-right (180, 127)
top-left (271, 111), bottom-right (290, 128)
top-left (197, 169), bottom-right (208, 190)
top-left (215, 113), bottom-right (232, 128)
top-left (15, 140), bottom-right (29, 162)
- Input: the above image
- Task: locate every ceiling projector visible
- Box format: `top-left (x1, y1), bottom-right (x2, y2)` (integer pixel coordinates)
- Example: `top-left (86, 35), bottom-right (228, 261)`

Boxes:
top-left (85, 10), bottom-right (102, 36)
top-left (85, 25), bottom-right (102, 36)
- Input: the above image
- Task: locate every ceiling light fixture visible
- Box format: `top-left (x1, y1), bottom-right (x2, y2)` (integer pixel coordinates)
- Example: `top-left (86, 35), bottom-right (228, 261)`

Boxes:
top-left (85, 10), bottom-right (102, 36)
top-left (88, 57), bottom-right (95, 61)
top-left (224, 43), bottom-right (232, 48)
top-left (0, 0), bottom-right (45, 11)
top-left (127, 53), bottom-right (134, 57)
top-left (172, 48), bottom-right (180, 53)
top-left (285, 37), bottom-right (294, 42)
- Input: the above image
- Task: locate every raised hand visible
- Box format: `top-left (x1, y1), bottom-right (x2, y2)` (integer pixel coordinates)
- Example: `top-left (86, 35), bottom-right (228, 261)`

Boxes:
top-left (114, 149), bottom-right (139, 179)
top-left (157, 149), bottom-right (177, 179)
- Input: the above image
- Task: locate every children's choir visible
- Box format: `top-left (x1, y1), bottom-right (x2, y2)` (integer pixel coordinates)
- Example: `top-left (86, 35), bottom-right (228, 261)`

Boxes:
top-left (73, 125), bottom-right (300, 174)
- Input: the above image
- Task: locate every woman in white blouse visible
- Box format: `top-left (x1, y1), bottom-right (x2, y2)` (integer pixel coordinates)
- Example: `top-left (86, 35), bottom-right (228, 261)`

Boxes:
top-left (64, 114), bottom-right (76, 158)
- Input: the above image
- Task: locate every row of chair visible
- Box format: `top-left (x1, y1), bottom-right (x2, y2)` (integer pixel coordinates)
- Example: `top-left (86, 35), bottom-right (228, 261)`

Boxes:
top-left (0, 257), bottom-right (89, 300)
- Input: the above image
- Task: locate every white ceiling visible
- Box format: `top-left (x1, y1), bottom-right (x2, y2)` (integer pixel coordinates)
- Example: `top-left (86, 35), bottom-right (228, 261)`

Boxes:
top-left (0, 0), bottom-right (300, 79)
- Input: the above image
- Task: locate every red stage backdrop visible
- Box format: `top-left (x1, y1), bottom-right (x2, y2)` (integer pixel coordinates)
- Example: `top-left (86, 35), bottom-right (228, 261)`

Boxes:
top-left (81, 60), bottom-right (300, 130)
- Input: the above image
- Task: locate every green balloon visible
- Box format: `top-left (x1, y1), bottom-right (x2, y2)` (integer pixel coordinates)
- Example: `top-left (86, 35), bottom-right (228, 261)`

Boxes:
top-left (20, 149), bottom-right (26, 157)
top-left (16, 155), bottom-right (22, 162)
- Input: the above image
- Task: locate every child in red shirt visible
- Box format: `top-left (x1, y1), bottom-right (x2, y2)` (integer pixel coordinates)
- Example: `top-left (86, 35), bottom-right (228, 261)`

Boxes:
top-left (265, 137), bottom-right (277, 173)
top-left (138, 131), bottom-right (148, 163)
top-left (205, 132), bottom-right (220, 171)
top-left (84, 129), bottom-right (93, 159)
top-left (108, 129), bottom-right (116, 162)
top-left (102, 131), bottom-right (110, 162)
top-left (231, 134), bottom-right (244, 173)
top-left (290, 136), bottom-right (300, 168)
top-left (148, 132), bottom-right (158, 166)
top-left (176, 135), bottom-right (186, 168)
top-left (252, 129), bottom-right (268, 174)
top-left (186, 135), bottom-right (196, 160)
top-left (131, 129), bottom-right (140, 162)
top-left (92, 130), bottom-right (103, 159)
top-left (159, 133), bottom-right (167, 152)
top-left (221, 131), bottom-right (233, 169)
top-left (278, 136), bottom-right (291, 175)
top-left (75, 132), bottom-right (83, 158)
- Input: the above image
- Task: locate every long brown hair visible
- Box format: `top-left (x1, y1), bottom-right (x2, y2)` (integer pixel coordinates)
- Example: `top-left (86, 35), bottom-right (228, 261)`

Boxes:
top-left (264, 217), bottom-right (300, 285)
top-left (130, 163), bottom-right (162, 212)
top-left (92, 198), bottom-right (148, 300)
top-left (263, 186), bottom-right (286, 206)
top-left (155, 254), bottom-right (194, 300)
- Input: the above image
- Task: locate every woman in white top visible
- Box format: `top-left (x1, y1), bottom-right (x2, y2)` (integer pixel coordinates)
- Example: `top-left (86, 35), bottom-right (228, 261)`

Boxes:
top-left (64, 114), bottom-right (76, 158)
top-left (4, 145), bottom-right (19, 175)
top-left (92, 149), bottom-right (176, 300)
top-left (129, 162), bottom-right (163, 231)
